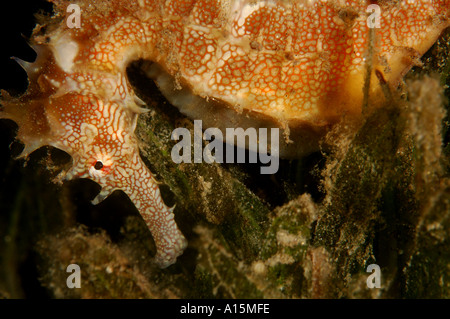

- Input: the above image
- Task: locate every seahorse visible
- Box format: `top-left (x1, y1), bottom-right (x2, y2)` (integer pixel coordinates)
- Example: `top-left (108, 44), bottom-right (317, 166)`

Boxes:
top-left (0, 0), bottom-right (448, 267)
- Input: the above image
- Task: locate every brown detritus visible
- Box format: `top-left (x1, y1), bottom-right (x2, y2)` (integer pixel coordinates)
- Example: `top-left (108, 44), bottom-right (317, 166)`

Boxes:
top-left (404, 76), bottom-right (446, 195)
top-left (37, 225), bottom-right (174, 298)
top-left (304, 247), bottom-right (334, 299)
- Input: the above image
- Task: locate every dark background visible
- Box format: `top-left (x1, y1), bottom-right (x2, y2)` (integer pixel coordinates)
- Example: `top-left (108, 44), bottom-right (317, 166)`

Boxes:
top-left (0, 1), bottom-right (53, 94)
top-left (0, 1), bottom-right (56, 299)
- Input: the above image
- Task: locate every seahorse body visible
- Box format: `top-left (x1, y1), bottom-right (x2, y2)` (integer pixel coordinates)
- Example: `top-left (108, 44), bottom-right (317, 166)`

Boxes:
top-left (0, 0), bottom-right (448, 267)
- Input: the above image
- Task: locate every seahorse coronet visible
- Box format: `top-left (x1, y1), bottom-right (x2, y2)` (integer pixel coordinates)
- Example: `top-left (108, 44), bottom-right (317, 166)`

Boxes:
top-left (0, 0), bottom-right (448, 268)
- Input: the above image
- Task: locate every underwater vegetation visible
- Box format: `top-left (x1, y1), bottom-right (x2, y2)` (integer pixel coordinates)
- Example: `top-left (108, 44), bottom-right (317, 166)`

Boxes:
top-left (0, 0), bottom-right (449, 298)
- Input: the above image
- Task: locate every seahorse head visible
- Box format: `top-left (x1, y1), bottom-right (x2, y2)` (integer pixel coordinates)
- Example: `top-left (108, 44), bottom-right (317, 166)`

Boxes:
top-left (0, 36), bottom-right (187, 268)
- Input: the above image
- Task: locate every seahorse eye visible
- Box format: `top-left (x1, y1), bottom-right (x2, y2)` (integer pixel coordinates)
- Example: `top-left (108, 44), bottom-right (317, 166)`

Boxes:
top-left (94, 161), bottom-right (104, 170)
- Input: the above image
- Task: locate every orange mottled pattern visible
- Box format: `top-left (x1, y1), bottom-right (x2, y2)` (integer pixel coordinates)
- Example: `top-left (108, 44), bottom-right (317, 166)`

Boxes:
top-left (0, 0), bottom-right (449, 267)
top-left (51, 0), bottom-right (449, 124)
